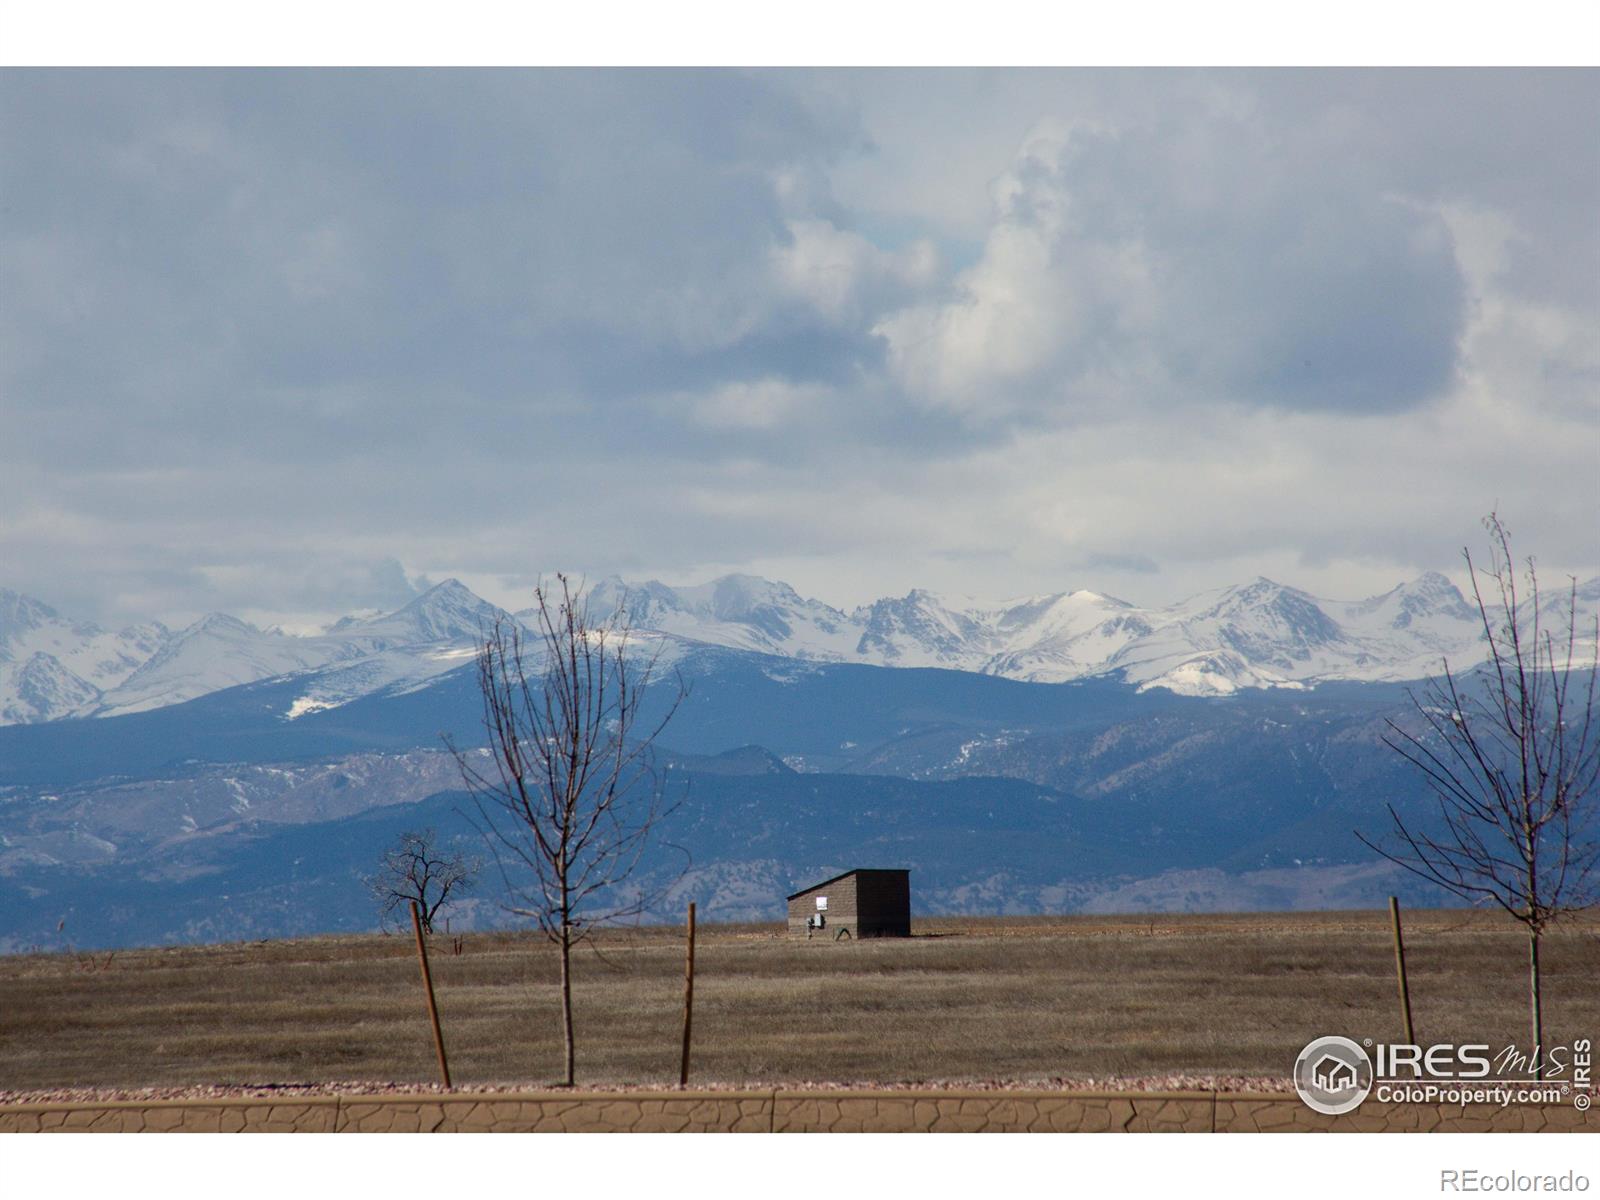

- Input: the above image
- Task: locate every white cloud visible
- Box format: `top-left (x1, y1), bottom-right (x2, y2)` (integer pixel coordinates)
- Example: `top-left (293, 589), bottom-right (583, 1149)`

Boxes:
top-left (1433, 200), bottom-right (1600, 423)
top-left (874, 104), bottom-right (1466, 423)
top-left (686, 377), bottom-right (832, 430)
top-left (2, 69), bottom-right (1595, 627)
top-left (771, 216), bottom-right (937, 326)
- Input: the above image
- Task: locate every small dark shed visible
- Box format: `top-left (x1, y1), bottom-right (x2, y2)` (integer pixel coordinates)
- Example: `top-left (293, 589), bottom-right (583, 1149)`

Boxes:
top-left (786, 868), bottom-right (910, 939)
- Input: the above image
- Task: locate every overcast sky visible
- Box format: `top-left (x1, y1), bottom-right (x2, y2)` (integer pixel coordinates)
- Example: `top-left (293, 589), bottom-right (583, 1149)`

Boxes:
top-left (2, 68), bottom-right (1596, 627)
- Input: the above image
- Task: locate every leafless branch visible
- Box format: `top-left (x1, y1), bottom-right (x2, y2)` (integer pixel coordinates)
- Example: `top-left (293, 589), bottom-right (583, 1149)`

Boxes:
top-left (365, 828), bottom-right (479, 935)
top-left (444, 573), bottom-right (688, 1085)
top-left (1360, 513), bottom-right (1599, 1070)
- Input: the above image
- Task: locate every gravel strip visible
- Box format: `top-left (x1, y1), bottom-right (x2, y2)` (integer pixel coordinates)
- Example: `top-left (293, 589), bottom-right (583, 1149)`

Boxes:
top-left (0, 1075), bottom-right (1294, 1106)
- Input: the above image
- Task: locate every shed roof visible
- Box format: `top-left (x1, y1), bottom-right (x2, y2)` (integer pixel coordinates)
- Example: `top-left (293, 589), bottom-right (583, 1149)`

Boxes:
top-left (786, 867), bottom-right (909, 901)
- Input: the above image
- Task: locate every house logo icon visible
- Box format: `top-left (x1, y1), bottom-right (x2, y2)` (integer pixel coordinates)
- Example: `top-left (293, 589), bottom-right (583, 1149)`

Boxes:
top-left (1312, 1053), bottom-right (1358, 1093)
top-left (1294, 1036), bottom-right (1374, 1115)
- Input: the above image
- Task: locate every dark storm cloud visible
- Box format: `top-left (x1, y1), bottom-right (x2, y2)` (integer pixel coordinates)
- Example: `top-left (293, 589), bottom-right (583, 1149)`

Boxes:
top-left (0, 71), bottom-right (867, 464)
top-left (0, 68), bottom-right (1594, 622)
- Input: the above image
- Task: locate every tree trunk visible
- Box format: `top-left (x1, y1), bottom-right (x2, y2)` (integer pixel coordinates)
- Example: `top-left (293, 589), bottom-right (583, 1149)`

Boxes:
top-left (559, 920), bottom-right (575, 1086)
top-left (1529, 930), bottom-right (1544, 1082)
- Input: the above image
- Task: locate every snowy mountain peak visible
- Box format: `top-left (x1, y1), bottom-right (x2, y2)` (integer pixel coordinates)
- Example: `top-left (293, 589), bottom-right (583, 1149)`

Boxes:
top-left (855, 589), bottom-right (991, 666)
top-left (1178, 579), bottom-right (1346, 668)
top-left (183, 612), bottom-right (262, 638)
top-left (420, 578), bottom-right (477, 603)
top-left (402, 578), bottom-right (494, 624)
top-left (578, 574), bottom-right (853, 659)
top-left (0, 589), bottom-right (67, 647)
top-left (1228, 576), bottom-right (1308, 604)
top-left (707, 574), bottom-right (807, 616)
top-left (578, 576), bottom-right (667, 627)
top-left (1387, 571), bottom-right (1468, 606)
top-left (1390, 572), bottom-right (1474, 624)
top-left (2, 652), bottom-right (100, 724)
top-left (1412, 569), bottom-right (1457, 592)
top-left (343, 579), bottom-right (505, 645)
top-left (0, 591), bottom-right (175, 724)
top-left (1341, 572), bottom-right (1476, 633)
top-left (648, 574), bottom-right (817, 626)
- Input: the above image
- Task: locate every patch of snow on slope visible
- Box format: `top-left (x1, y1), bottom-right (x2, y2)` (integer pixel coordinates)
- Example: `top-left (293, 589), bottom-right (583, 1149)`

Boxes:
top-left (285, 696), bottom-right (340, 720)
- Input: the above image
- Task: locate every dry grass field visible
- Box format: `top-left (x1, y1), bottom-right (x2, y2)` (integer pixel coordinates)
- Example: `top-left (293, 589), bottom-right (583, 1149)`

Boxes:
top-left (1, 910), bottom-right (1597, 1094)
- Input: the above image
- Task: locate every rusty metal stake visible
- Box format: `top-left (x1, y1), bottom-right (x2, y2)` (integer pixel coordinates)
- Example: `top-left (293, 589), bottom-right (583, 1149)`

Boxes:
top-left (411, 900), bottom-right (452, 1089)
top-left (1389, 895), bottom-right (1415, 1046)
top-left (679, 901), bottom-right (696, 1088)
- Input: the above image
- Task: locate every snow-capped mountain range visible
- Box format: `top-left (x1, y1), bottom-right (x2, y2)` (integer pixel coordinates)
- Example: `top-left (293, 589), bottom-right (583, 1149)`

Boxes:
top-left (0, 590), bottom-right (171, 724)
top-left (590, 569), bottom-right (1594, 689)
top-left (2, 569), bottom-right (1596, 726)
top-left (0, 581), bottom-right (501, 726)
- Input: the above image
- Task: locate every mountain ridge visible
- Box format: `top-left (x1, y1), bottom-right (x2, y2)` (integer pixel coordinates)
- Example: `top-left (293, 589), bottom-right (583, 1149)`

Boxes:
top-left (3, 568), bottom-right (1596, 726)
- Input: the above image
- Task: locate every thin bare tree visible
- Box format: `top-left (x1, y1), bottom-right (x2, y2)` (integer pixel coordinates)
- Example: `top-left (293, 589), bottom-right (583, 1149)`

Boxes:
top-left (1359, 513), bottom-right (1600, 1075)
top-left (447, 574), bottom-right (686, 1086)
top-left (366, 828), bottom-right (479, 935)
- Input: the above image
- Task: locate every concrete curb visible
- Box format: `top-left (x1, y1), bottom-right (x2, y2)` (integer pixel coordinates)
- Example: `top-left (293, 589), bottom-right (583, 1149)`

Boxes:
top-left (1, 1089), bottom-right (1593, 1132)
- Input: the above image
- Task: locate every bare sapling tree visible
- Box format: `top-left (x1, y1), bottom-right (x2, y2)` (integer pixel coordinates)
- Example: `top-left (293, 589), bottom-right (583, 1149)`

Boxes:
top-left (447, 574), bottom-right (686, 1087)
top-left (366, 828), bottom-right (479, 935)
top-left (1359, 513), bottom-right (1600, 1075)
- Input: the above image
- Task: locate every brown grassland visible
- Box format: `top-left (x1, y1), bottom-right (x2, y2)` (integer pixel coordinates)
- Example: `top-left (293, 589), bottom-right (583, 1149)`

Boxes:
top-left (1, 910), bottom-right (1596, 1093)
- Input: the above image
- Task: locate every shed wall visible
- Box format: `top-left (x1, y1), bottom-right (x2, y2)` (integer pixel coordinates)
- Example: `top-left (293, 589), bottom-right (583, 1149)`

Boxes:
top-left (855, 870), bottom-right (911, 937)
top-left (787, 874), bottom-right (858, 937)
top-left (786, 870), bottom-right (909, 939)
